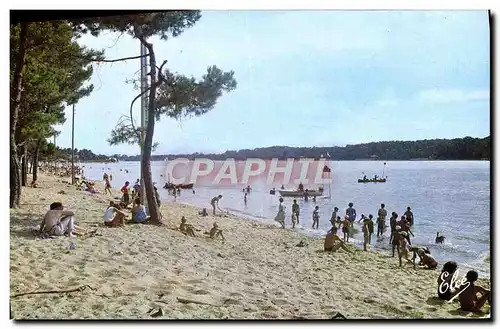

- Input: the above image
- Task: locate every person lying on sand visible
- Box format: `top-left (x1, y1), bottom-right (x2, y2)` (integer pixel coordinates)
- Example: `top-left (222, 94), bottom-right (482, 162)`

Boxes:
top-left (103, 201), bottom-right (126, 227)
top-left (131, 198), bottom-right (150, 224)
top-left (458, 270), bottom-right (490, 312)
top-left (208, 222), bottom-right (225, 240)
top-left (39, 202), bottom-right (84, 237)
top-left (179, 216), bottom-right (197, 237)
top-left (437, 261), bottom-right (459, 301)
top-left (324, 229), bottom-right (352, 253)
top-left (416, 248), bottom-right (438, 269)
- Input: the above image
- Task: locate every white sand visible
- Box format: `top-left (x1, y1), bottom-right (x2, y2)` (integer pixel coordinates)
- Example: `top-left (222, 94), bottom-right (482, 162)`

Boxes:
top-left (10, 174), bottom-right (490, 319)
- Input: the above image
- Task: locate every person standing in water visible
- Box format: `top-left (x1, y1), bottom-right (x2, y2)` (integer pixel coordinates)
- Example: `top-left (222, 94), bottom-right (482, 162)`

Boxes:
top-left (312, 206), bottom-right (320, 229)
top-left (274, 197), bottom-right (286, 228)
top-left (292, 199), bottom-right (300, 224)
top-left (346, 202), bottom-right (356, 229)
top-left (341, 215), bottom-right (350, 242)
top-left (404, 207), bottom-right (414, 226)
top-left (244, 192), bottom-right (248, 205)
top-left (330, 206), bottom-right (339, 228)
top-left (304, 190), bottom-right (309, 202)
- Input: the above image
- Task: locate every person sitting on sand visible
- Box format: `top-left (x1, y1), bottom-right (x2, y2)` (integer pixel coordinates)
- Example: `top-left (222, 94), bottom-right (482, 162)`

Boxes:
top-left (31, 179), bottom-right (38, 188)
top-left (292, 199), bottom-right (300, 224)
top-left (312, 206), bottom-right (320, 229)
top-left (121, 181), bottom-right (131, 205)
top-left (437, 261), bottom-right (459, 301)
top-left (324, 229), bottom-right (352, 253)
top-left (199, 208), bottom-right (209, 217)
top-left (209, 222), bottom-right (225, 240)
top-left (179, 216), bottom-right (196, 237)
top-left (131, 198), bottom-right (149, 224)
top-left (210, 195), bottom-right (223, 215)
top-left (416, 248), bottom-right (438, 269)
top-left (341, 215), bottom-right (350, 242)
top-left (103, 202), bottom-right (126, 227)
top-left (458, 270), bottom-right (490, 312)
top-left (39, 202), bottom-right (82, 237)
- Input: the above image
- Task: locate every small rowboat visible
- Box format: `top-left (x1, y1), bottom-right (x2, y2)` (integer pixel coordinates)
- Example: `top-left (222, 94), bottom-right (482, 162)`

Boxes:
top-left (278, 187), bottom-right (324, 197)
top-left (163, 182), bottom-right (194, 189)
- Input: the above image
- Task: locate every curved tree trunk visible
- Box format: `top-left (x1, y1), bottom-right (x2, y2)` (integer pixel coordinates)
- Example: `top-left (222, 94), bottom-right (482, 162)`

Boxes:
top-left (10, 22), bottom-right (29, 208)
top-left (20, 144), bottom-right (27, 187)
top-left (32, 139), bottom-right (41, 182)
top-left (141, 39), bottom-right (161, 224)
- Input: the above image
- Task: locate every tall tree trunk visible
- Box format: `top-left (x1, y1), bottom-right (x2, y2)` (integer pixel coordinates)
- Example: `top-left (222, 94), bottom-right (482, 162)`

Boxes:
top-left (10, 22), bottom-right (29, 208)
top-left (33, 139), bottom-right (41, 182)
top-left (20, 144), bottom-right (27, 187)
top-left (141, 39), bottom-right (161, 224)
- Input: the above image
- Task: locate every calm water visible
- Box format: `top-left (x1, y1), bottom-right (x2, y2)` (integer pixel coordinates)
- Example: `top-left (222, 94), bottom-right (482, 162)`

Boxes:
top-left (81, 160), bottom-right (491, 276)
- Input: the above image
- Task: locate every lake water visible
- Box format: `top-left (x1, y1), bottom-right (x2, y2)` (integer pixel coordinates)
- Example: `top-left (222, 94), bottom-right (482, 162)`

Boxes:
top-left (81, 160), bottom-right (491, 276)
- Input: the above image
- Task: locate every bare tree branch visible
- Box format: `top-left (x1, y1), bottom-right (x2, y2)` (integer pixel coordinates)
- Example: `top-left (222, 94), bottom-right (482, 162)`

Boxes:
top-left (71, 53), bottom-right (150, 63)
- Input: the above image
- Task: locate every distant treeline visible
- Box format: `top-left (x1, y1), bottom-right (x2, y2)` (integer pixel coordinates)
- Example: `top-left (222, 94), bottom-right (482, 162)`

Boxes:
top-left (57, 136), bottom-right (490, 162)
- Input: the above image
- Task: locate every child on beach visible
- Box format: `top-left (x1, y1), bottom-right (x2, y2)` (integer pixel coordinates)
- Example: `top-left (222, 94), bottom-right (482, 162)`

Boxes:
top-left (103, 202), bottom-right (126, 227)
top-left (131, 198), bottom-right (149, 224)
top-left (291, 212), bottom-right (298, 228)
top-left (437, 261), bottom-right (459, 301)
top-left (210, 195), bottom-right (223, 215)
top-left (416, 248), bottom-right (438, 269)
top-left (398, 231), bottom-right (410, 266)
top-left (209, 222), bottom-right (225, 241)
top-left (121, 181), bottom-right (131, 205)
top-left (104, 176), bottom-right (112, 195)
top-left (342, 216), bottom-right (350, 242)
top-left (179, 216), bottom-right (196, 237)
top-left (312, 206), bottom-right (320, 229)
top-left (458, 270), bottom-right (490, 312)
top-left (292, 199), bottom-right (300, 224)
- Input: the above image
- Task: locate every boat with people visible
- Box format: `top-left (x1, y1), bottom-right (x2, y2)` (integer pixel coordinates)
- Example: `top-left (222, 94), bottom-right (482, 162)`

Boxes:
top-left (278, 185), bottom-right (324, 197)
top-left (163, 182), bottom-right (194, 190)
top-left (358, 178), bottom-right (387, 183)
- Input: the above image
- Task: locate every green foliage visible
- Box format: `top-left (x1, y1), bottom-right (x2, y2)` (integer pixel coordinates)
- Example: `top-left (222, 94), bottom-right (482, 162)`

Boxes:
top-left (70, 11), bottom-right (201, 40)
top-left (11, 21), bottom-right (101, 145)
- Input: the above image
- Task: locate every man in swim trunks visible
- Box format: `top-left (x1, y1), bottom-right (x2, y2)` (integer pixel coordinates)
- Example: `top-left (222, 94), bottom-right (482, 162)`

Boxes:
top-left (210, 195), bottom-right (223, 215)
top-left (39, 202), bottom-right (81, 237)
top-left (389, 212), bottom-right (398, 243)
top-left (458, 270), bottom-right (490, 312)
top-left (330, 206), bottom-right (339, 228)
top-left (346, 202), bottom-right (356, 229)
top-left (404, 206), bottom-right (414, 226)
top-left (324, 229), bottom-right (352, 253)
top-left (312, 206), bottom-right (320, 229)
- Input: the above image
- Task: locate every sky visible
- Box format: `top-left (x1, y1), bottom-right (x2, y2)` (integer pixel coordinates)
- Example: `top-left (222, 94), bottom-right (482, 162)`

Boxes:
top-left (54, 10), bottom-right (490, 155)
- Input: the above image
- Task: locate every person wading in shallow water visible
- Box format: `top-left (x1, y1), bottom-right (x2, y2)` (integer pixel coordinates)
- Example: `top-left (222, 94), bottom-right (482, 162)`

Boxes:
top-left (292, 199), bottom-right (300, 224)
top-left (346, 202), bottom-right (356, 230)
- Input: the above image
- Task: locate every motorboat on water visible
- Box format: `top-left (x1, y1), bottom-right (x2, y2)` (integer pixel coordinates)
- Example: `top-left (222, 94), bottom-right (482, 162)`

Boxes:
top-left (358, 178), bottom-right (387, 183)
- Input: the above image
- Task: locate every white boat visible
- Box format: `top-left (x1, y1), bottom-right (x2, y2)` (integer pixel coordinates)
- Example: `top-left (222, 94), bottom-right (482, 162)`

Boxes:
top-left (278, 188), bottom-right (324, 198)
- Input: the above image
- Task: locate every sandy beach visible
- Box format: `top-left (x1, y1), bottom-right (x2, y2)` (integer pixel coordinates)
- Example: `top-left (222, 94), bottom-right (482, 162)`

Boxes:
top-left (10, 174), bottom-right (490, 319)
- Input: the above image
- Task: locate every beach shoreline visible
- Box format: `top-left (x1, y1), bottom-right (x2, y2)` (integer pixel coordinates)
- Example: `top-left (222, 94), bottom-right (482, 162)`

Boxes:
top-left (10, 174), bottom-right (490, 319)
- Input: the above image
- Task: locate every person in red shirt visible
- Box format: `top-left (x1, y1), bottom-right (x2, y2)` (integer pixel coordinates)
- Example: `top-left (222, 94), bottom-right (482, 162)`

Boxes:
top-left (121, 181), bottom-right (130, 205)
